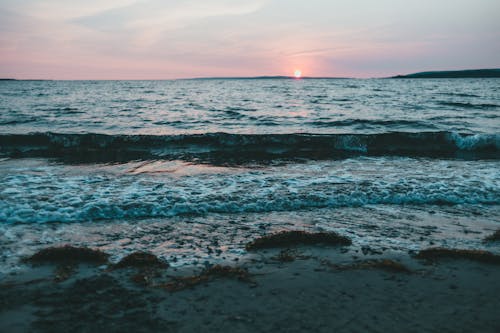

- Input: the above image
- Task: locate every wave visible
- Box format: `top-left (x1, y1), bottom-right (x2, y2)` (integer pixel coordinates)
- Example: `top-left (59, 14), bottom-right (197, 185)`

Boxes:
top-left (438, 101), bottom-right (499, 109)
top-left (0, 131), bottom-right (499, 163)
top-left (1, 158), bottom-right (498, 224)
top-left (308, 119), bottom-right (436, 129)
top-left (435, 92), bottom-right (481, 98)
top-left (2, 191), bottom-right (498, 224)
top-left (0, 116), bottom-right (39, 125)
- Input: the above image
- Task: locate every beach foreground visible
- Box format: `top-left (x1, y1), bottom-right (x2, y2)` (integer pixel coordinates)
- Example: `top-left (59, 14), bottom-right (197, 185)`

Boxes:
top-left (2, 244), bottom-right (500, 333)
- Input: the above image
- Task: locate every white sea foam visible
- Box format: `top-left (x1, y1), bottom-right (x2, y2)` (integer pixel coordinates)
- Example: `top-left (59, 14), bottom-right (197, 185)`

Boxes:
top-left (0, 158), bottom-right (498, 224)
top-left (448, 132), bottom-right (500, 150)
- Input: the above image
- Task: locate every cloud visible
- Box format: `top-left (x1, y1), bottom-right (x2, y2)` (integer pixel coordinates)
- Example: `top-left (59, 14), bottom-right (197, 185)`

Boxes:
top-left (0, 0), bottom-right (499, 79)
top-left (72, 0), bottom-right (270, 47)
top-left (74, 0), bottom-right (268, 31)
top-left (0, 0), bottom-right (143, 20)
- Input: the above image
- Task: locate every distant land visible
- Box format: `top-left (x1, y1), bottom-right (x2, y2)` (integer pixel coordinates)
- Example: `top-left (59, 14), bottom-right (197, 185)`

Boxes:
top-left (2, 69), bottom-right (500, 81)
top-left (185, 70), bottom-right (500, 80)
top-left (392, 68), bottom-right (500, 79)
top-left (0, 78), bottom-right (49, 81)
top-left (186, 76), bottom-right (349, 80)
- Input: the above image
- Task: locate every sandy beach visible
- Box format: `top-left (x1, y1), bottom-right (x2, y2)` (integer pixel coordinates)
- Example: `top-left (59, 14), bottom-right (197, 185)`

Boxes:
top-left (2, 240), bottom-right (500, 333)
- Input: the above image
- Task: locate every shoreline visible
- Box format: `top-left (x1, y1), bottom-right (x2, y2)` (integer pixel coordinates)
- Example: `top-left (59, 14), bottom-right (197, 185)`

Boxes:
top-left (2, 203), bottom-right (500, 277)
top-left (2, 242), bottom-right (500, 332)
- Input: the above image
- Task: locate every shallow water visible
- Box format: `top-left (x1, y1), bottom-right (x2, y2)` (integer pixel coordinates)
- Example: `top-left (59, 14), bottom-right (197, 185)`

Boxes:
top-left (0, 78), bottom-right (499, 273)
top-left (1, 203), bottom-right (499, 273)
top-left (0, 157), bottom-right (498, 224)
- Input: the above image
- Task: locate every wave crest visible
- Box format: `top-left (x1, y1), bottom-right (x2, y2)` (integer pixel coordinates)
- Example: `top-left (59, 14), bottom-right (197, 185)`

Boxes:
top-left (1, 131), bottom-right (498, 163)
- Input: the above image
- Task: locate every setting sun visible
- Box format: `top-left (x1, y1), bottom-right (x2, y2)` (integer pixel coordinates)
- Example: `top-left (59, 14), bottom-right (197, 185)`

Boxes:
top-left (294, 70), bottom-right (302, 78)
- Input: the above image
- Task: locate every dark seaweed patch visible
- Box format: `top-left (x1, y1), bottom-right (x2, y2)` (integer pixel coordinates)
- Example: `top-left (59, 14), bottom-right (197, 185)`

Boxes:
top-left (53, 264), bottom-right (77, 282)
top-left (271, 249), bottom-right (298, 262)
top-left (416, 248), bottom-right (500, 264)
top-left (324, 259), bottom-right (411, 273)
top-left (245, 230), bottom-right (351, 251)
top-left (159, 265), bottom-right (253, 292)
top-left (113, 252), bottom-right (169, 269)
top-left (25, 245), bottom-right (109, 265)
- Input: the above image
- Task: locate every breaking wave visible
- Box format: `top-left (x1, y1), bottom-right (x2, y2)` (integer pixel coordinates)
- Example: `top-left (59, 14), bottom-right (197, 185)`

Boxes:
top-left (1, 131), bottom-right (499, 162)
top-left (1, 157), bottom-right (498, 223)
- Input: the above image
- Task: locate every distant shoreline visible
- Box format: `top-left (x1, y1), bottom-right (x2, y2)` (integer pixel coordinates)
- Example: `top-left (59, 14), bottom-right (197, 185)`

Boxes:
top-left (184, 76), bottom-right (351, 80)
top-left (0, 78), bottom-right (49, 81)
top-left (2, 68), bottom-right (499, 81)
top-left (391, 68), bottom-right (500, 79)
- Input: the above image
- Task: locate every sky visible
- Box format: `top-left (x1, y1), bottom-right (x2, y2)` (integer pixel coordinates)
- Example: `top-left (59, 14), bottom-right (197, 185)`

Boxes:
top-left (0, 0), bottom-right (499, 79)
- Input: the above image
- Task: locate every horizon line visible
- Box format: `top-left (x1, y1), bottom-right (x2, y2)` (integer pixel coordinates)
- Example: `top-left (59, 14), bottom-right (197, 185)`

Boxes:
top-left (0, 76), bottom-right (353, 81)
top-left (1, 67), bottom-right (499, 81)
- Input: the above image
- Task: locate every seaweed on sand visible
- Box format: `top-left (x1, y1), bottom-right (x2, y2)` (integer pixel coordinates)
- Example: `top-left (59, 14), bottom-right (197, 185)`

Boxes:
top-left (324, 259), bottom-right (411, 273)
top-left (245, 230), bottom-right (352, 251)
top-left (272, 248), bottom-right (298, 262)
top-left (416, 248), bottom-right (500, 264)
top-left (113, 252), bottom-right (169, 269)
top-left (53, 264), bottom-right (77, 282)
top-left (130, 270), bottom-right (163, 286)
top-left (109, 252), bottom-right (169, 286)
top-left (25, 245), bottom-right (109, 265)
top-left (159, 265), bottom-right (253, 292)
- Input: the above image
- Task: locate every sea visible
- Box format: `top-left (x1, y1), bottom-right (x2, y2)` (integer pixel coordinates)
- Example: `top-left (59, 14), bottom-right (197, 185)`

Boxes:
top-left (1, 78), bottom-right (499, 273)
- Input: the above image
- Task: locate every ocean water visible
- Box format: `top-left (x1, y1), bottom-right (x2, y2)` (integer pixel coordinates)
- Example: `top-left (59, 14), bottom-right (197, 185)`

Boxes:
top-left (1, 78), bottom-right (499, 272)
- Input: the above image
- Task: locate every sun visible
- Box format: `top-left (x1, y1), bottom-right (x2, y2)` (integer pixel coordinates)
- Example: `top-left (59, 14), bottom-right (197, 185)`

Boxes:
top-left (294, 69), bottom-right (302, 79)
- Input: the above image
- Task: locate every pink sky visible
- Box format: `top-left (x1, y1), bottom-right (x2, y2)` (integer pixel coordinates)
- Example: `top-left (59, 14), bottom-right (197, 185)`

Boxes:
top-left (1, 0), bottom-right (499, 79)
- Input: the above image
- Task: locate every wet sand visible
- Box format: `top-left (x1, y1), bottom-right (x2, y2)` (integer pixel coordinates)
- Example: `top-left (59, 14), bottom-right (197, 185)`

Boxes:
top-left (1, 246), bottom-right (500, 333)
